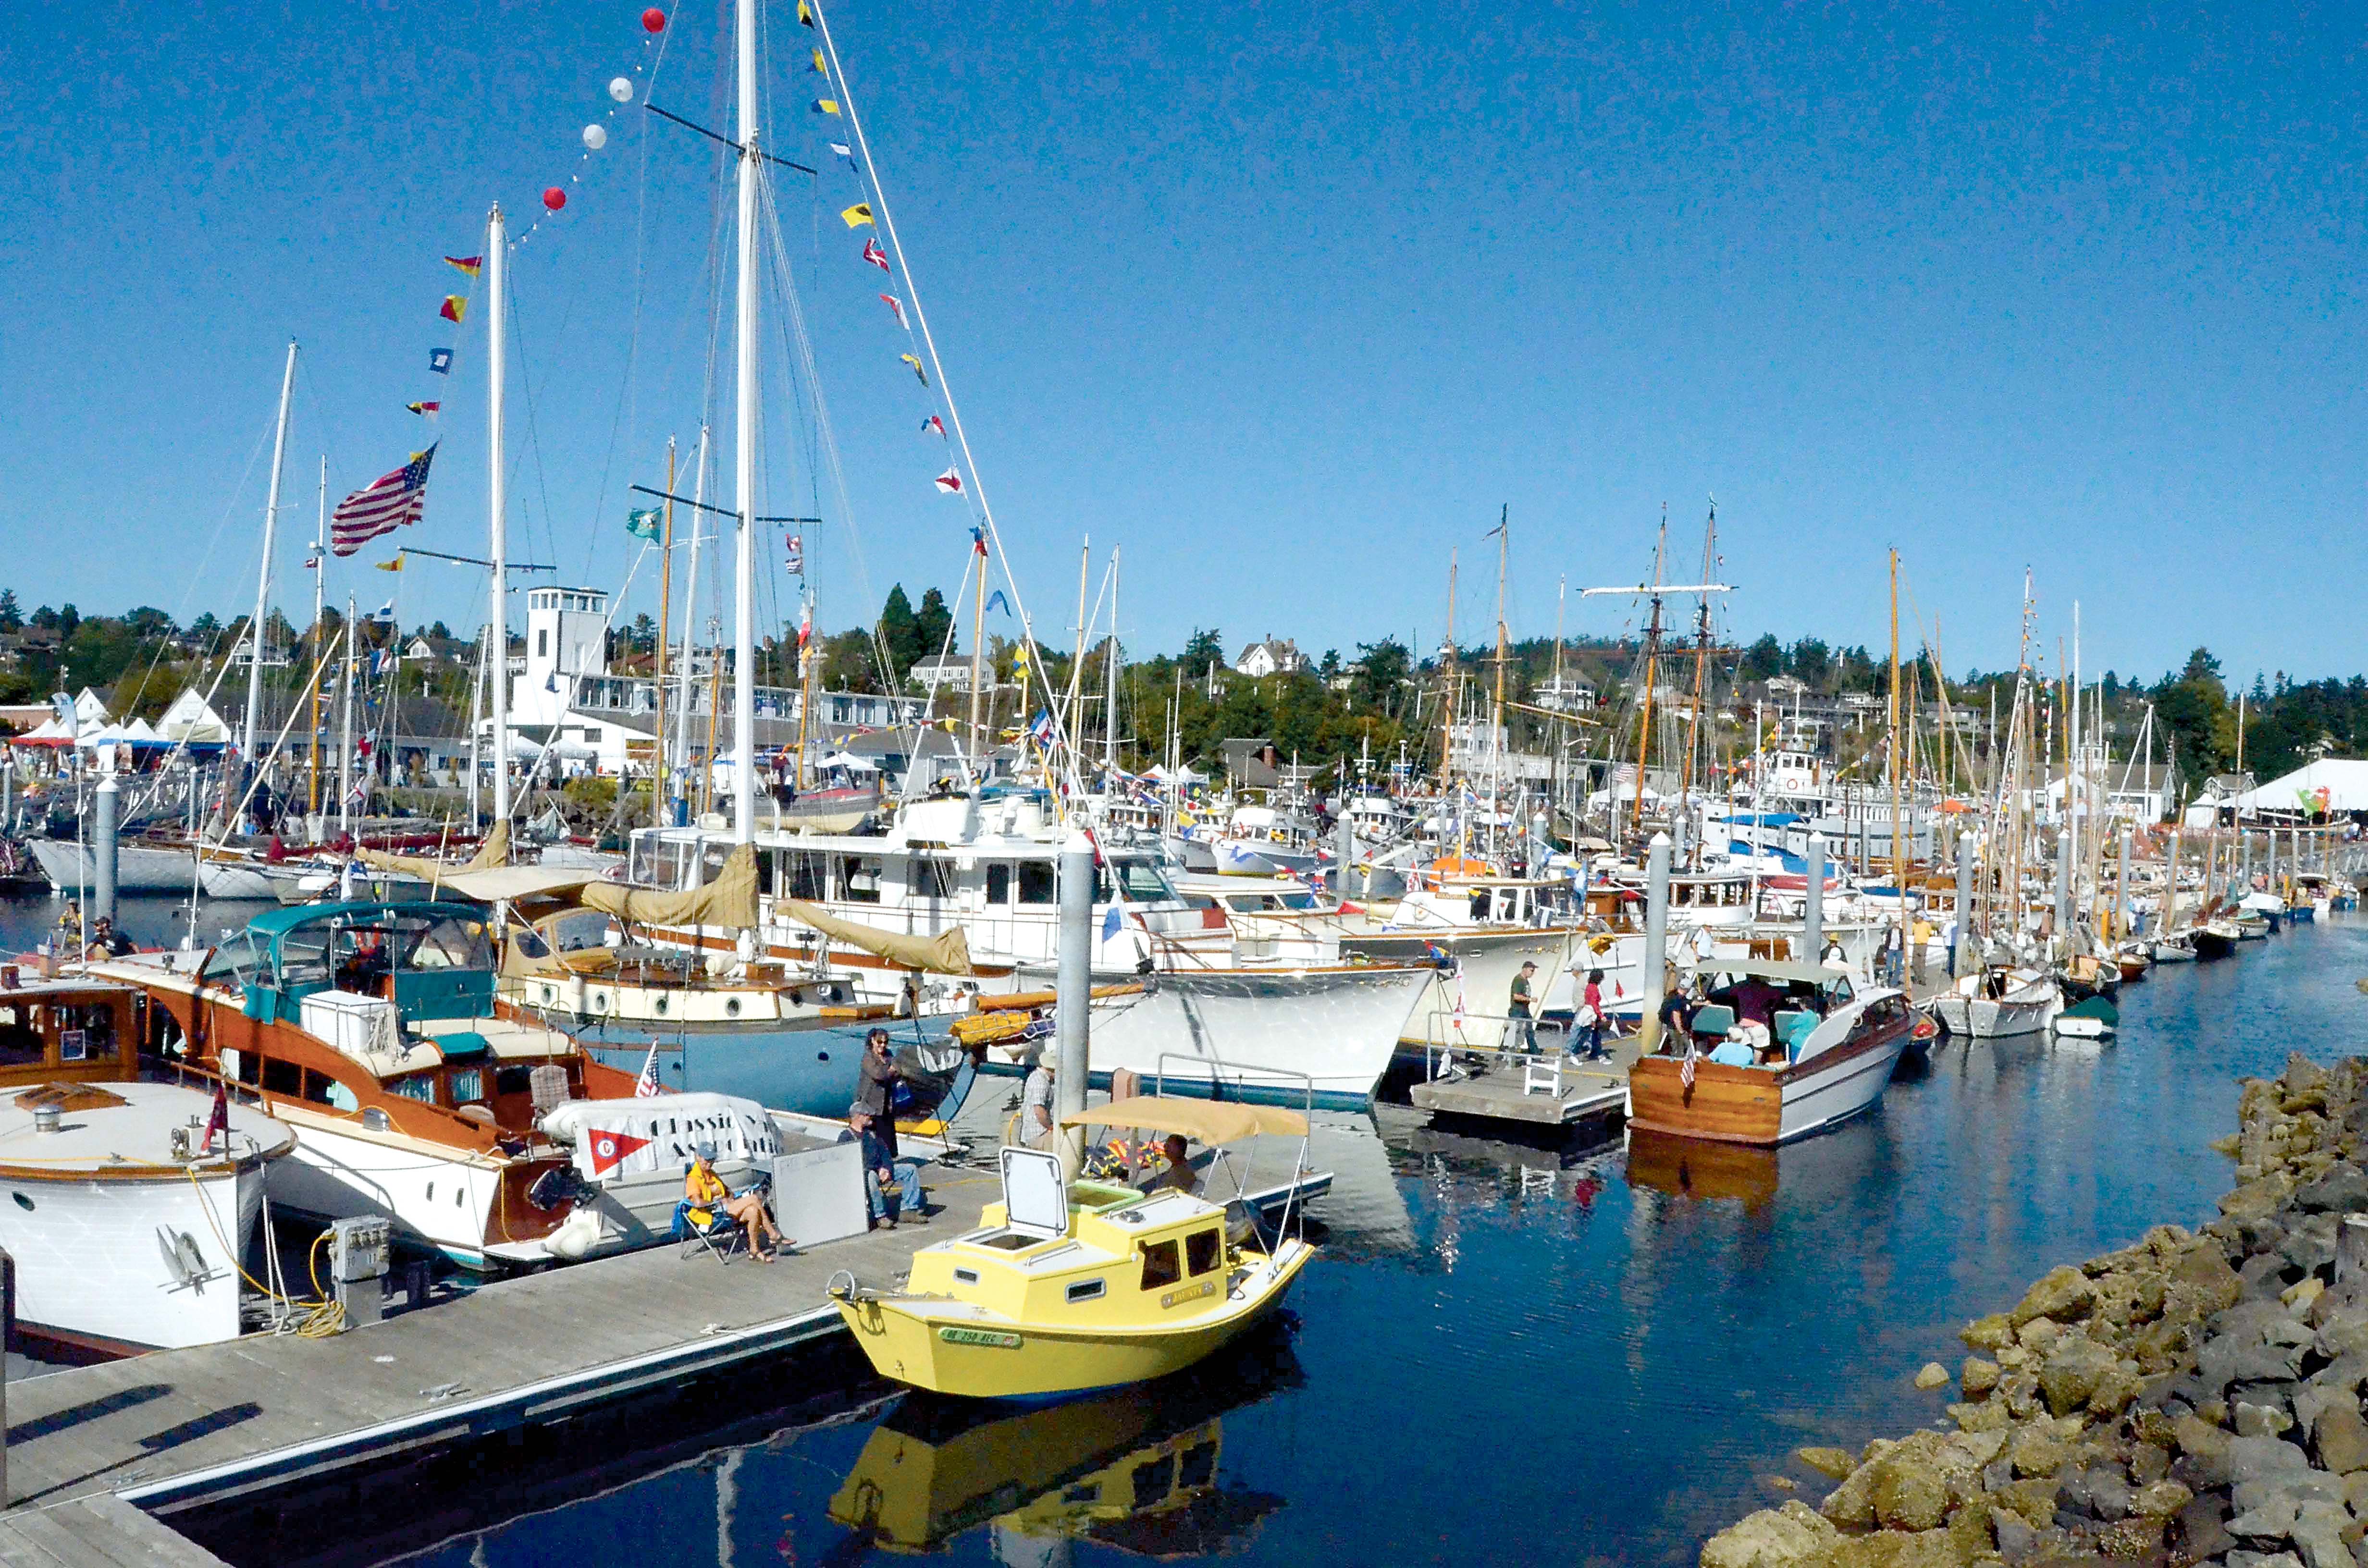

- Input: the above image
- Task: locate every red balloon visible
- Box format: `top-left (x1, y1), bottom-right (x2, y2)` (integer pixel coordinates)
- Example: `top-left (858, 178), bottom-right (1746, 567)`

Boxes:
top-left (543, 187), bottom-right (567, 211)
top-left (642, 7), bottom-right (666, 31)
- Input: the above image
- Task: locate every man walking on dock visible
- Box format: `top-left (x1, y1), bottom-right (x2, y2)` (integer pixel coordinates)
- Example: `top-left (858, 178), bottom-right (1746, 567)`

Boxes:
top-left (1508, 962), bottom-right (1539, 1053)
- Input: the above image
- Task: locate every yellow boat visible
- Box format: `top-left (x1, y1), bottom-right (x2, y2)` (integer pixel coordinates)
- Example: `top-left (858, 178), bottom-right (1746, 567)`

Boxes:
top-left (829, 1096), bottom-right (1316, 1400)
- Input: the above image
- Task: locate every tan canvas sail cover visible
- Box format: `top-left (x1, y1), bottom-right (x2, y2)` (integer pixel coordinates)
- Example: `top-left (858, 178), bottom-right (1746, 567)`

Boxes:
top-left (774, 898), bottom-right (973, 975)
top-left (580, 843), bottom-right (761, 931)
top-left (358, 821), bottom-right (511, 884)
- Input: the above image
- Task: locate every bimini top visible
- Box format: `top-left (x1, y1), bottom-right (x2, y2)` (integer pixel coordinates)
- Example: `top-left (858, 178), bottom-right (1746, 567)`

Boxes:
top-left (244, 900), bottom-right (470, 940)
top-left (1061, 1096), bottom-right (1307, 1144)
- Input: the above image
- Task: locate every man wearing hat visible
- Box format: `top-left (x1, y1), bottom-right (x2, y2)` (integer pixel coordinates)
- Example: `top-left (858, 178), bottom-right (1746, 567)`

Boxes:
top-left (847, 1105), bottom-right (925, 1228)
top-left (1020, 1051), bottom-right (1057, 1150)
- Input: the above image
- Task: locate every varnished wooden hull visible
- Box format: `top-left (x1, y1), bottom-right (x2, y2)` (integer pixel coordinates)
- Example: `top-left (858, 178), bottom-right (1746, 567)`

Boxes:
top-left (1626, 1018), bottom-right (1912, 1148)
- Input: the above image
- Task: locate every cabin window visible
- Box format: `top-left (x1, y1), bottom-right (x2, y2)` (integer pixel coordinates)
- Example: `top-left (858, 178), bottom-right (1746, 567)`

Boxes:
top-left (1185, 1228), bottom-right (1222, 1277)
top-left (1179, 1439), bottom-right (1217, 1489)
top-left (277, 929), bottom-right (333, 990)
top-left (1099, 860), bottom-right (1173, 904)
top-left (223, 1048), bottom-right (255, 1086)
top-left (700, 842), bottom-right (732, 883)
top-left (1137, 1238), bottom-right (1182, 1291)
top-left (262, 1058), bottom-right (302, 1097)
top-left (1065, 1278), bottom-right (1107, 1303)
top-left (409, 916), bottom-right (493, 972)
top-left (987, 864), bottom-right (1012, 906)
top-left (776, 850), bottom-right (828, 902)
top-left (910, 858), bottom-right (958, 901)
top-left (1015, 861), bottom-right (1056, 906)
top-left (300, 1069), bottom-right (341, 1107)
top-left (389, 1074), bottom-right (437, 1104)
top-left (450, 1068), bottom-right (484, 1104)
top-left (546, 911), bottom-right (613, 955)
top-left (0, 1004), bottom-right (35, 1067)
top-left (1132, 1454), bottom-right (1178, 1509)
top-left (838, 856), bottom-right (884, 905)
top-left (496, 1067), bottom-right (533, 1096)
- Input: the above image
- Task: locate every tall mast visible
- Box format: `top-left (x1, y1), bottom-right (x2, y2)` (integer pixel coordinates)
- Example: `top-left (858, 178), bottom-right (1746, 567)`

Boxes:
top-left (308, 454), bottom-right (326, 815)
top-left (1682, 499), bottom-right (1717, 859)
top-left (1492, 507), bottom-right (1508, 794)
top-left (730, 0), bottom-right (759, 845)
top-left (1632, 517), bottom-right (1667, 841)
top-left (339, 593), bottom-right (357, 832)
top-left (245, 339), bottom-right (298, 768)
top-left (654, 436), bottom-right (674, 828)
top-left (1062, 540), bottom-right (1090, 769)
top-left (1888, 548), bottom-right (1904, 940)
top-left (966, 531), bottom-right (987, 771)
top-left (1439, 551), bottom-right (1457, 785)
top-left (487, 204), bottom-right (512, 829)
top-left (674, 427), bottom-right (709, 784)
top-left (1104, 545), bottom-right (1121, 784)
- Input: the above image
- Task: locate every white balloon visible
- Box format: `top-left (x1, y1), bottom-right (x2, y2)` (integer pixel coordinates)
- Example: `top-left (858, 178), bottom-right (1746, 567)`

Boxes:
top-left (608, 76), bottom-right (633, 104)
top-left (582, 123), bottom-right (607, 150)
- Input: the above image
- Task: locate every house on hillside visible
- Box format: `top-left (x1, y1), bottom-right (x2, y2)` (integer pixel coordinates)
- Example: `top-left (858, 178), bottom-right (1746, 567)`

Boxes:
top-left (1234, 637), bottom-right (1307, 678)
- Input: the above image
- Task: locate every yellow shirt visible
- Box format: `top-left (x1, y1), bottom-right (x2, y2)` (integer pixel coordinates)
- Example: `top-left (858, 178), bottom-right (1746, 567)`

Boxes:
top-left (685, 1164), bottom-right (728, 1207)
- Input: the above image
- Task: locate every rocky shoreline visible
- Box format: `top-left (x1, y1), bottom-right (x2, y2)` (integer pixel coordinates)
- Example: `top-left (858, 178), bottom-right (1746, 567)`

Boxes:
top-left (1703, 1053), bottom-right (2368, 1568)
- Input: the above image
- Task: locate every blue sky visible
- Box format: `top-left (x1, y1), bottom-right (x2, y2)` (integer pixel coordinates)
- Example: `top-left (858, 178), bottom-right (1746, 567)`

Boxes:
top-left (3, 1), bottom-right (2364, 688)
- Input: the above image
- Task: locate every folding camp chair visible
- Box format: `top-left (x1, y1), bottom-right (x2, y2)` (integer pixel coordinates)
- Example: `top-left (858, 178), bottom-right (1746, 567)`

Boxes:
top-left (676, 1201), bottom-right (749, 1264)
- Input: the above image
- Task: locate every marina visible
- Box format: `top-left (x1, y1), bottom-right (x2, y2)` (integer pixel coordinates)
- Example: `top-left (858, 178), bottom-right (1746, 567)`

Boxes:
top-left (11, 2), bottom-right (2368, 1564)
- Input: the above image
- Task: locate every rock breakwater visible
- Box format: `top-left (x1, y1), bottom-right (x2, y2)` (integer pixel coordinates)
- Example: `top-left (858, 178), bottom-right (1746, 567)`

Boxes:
top-left (1702, 1053), bottom-right (2368, 1568)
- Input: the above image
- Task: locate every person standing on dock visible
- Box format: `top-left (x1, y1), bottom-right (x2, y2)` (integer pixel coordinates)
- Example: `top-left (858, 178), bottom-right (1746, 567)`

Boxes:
top-left (1508, 962), bottom-right (1539, 1053)
top-left (1020, 1053), bottom-right (1057, 1150)
top-left (1571, 967), bottom-right (1607, 1060)
top-left (856, 1028), bottom-right (902, 1159)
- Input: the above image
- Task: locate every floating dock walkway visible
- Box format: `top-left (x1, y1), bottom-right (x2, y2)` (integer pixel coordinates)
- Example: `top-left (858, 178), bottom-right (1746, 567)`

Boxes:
top-left (1406, 1040), bottom-right (1636, 1128)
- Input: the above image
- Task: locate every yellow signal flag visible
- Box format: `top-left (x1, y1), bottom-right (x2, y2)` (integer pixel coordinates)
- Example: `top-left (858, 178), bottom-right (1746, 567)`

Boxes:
top-left (798, 0), bottom-right (815, 23)
top-left (840, 202), bottom-right (875, 228)
top-left (811, 47), bottom-right (826, 73)
top-left (375, 557), bottom-right (406, 573)
top-left (900, 353), bottom-right (927, 385)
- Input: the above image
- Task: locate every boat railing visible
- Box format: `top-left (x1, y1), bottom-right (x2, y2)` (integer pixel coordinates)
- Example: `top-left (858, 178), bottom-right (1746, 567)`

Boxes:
top-left (1148, 1052), bottom-right (1317, 1251)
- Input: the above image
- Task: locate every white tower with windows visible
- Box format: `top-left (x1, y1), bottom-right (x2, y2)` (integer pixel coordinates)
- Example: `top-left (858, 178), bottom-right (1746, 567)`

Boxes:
top-left (514, 586), bottom-right (610, 725)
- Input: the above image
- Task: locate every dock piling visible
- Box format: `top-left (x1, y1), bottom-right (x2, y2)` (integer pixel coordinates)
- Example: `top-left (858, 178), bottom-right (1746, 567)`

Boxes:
top-left (1054, 829), bottom-right (1093, 1180)
top-left (92, 772), bottom-right (119, 925)
top-left (1639, 833), bottom-right (1671, 1056)
top-left (1953, 831), bottom-right (1975, 975)
top-left (1803, 832), bottom-right (1825, 962)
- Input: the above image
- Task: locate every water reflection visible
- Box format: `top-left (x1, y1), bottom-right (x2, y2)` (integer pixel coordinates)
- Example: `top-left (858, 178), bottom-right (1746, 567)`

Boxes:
top-left (1623, 1130), bottom-right (1779, 1211)
top-left (827, 1323), bottom-right (1300, 1559)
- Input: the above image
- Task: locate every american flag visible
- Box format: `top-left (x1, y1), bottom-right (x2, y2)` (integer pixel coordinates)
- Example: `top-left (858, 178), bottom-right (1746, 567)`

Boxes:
top-left (330, 445), bottom-right (437, 557)
top-left (1679, 1044), bottom-right (1698, 1090)
top-left (634, 1042), bottom-right (663, 1098)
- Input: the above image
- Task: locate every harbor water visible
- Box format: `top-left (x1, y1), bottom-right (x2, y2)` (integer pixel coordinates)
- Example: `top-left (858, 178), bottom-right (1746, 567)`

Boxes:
top-left (28, 894), bottom-right (2366, 1566)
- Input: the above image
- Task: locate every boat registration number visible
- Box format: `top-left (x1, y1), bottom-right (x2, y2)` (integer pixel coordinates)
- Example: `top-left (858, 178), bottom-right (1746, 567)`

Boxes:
top-left (938, 1326), bottom-right (1023, 1349)
top-left (1160, 1280), bottom-right (1217, 1310)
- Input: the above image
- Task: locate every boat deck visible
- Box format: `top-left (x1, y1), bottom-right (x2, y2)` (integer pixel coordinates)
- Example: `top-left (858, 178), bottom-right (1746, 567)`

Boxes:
top-left (1406, 1039), bottom-right (1637, 1127)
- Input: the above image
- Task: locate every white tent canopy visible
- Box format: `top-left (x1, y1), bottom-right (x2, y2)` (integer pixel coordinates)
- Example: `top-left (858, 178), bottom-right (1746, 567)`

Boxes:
top-left (2235, 759), bottom-right (2368, 817)
top-left (815, 751), bottom-right (880, 772)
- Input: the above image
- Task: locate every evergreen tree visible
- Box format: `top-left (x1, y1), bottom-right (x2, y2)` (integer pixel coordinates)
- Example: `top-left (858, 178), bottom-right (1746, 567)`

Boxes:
top-left (1181, 628), bottom-right (1225, 675)
top-left (0, 591), bottom-right (21, 633)
top-left (877, 585), bottom-right (921, 675)
top-left (914, 586), bottom-right (955, 660)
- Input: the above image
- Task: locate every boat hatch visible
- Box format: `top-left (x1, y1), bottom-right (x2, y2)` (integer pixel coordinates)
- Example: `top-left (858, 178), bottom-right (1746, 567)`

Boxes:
top-left (1000, 1147), bottom-right (1070, 1240)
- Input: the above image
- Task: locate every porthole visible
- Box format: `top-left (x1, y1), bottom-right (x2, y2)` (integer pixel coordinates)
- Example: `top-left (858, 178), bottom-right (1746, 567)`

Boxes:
top-left (725, 999), bottom-right (741, 1018)
top-left (817, 1050), bottom-right (829, 1062)
top-left (1066, 1278), bottom-right (1106, 1303)
top-left (592, 992), bottom-right (608, 1011)
top-left (654, 995), bottom-right (668, 1016)
top-left (11, 1193), bottom-right (30, 1212)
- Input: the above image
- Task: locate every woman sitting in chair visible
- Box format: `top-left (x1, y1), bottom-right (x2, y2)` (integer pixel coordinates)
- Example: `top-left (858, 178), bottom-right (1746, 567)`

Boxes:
top-left (683, 1144), bottom-right (788, 1261)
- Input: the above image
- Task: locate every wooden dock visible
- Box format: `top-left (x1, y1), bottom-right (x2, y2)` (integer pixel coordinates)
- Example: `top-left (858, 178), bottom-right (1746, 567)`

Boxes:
top-left (0, 1159), bottom-right (1006, 1520)
top-left (0, 1491), bottom-right (233, 1567)
top-left (1406, 1040), bottom-right (1636, 1127)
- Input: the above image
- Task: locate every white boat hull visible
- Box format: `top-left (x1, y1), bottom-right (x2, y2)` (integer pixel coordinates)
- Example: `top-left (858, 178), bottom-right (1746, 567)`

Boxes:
top-left (1777, 1029), bottom-right (1912, 1142)
top-left (993, 965), bottom-right (1432, 1102)
top-left (265, 1111), bottom-right (518, 1269)
top-left (1932, 985), bottom-right (2056, 1039)
top-left (25, 837), bottom-right (199, 894)
top-left (0, 1165), bottom-right (263, 1352)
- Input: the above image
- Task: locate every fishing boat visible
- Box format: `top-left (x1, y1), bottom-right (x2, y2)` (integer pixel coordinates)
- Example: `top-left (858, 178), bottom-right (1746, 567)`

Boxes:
top-left (2191, 919), bottom-right (2239, 960)
top-left (830, 1096), bottom-right (1316, 1399)
top-left (1930, 968), bottom-right (2059, 1039)
top-left (1625, 970), bottom-right (1922, 1146)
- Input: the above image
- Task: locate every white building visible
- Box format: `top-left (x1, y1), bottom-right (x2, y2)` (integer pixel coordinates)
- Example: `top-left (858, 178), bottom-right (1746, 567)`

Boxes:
top-left (494, 587), bottom-right (927, 779)
top-left (1234, 636), bottom-right (1307, 678)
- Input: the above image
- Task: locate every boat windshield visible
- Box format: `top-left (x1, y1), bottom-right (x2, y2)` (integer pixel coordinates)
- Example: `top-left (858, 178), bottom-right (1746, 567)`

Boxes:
top-left (1100, 858), bottom-right (1180, 906)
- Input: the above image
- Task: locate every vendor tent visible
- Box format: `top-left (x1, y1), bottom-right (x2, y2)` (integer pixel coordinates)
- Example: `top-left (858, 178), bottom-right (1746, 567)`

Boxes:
top-left (2235, 759), bottom-right (2368, 818)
